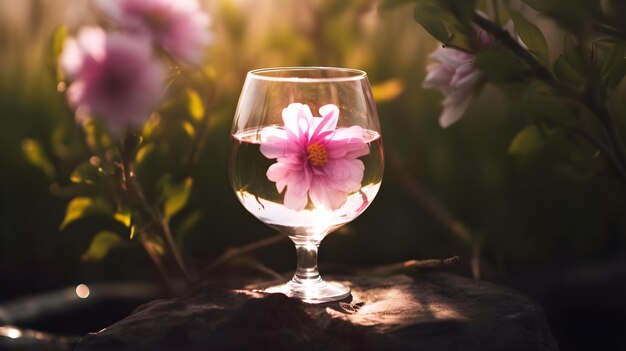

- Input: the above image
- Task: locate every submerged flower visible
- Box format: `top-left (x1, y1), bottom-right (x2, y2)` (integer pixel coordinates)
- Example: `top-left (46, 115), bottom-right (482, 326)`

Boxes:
top-left (60, 26), bottom-right (165, 132)
top-left (260, 103), bottom-right (370, 211)
top-left (423, 47), bottom-right (482, 128)
top-left (97, 0), bottom-right (212, 65)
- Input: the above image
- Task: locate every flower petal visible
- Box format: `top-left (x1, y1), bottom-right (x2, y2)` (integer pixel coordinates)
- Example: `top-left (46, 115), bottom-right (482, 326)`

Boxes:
top-left (267, 162), bottom-right (292, 193)
top-left (282, 168), bottom-right (311, 211)
top-left (60, 38), bottom-right (83, 79)
top-left (430, 47), bottom-right (473, 67)
top-left (323, 158), bottom-right (364, 193)
top-left (284, 189), bottom-right (308, 211)
top-left (332, 125), bottom-right (365, 141)
top-left (309, 179), bottom-right (349, 210)
top-left (97, 0), bottom-right (212, 66)
top-left (282, 103), bottom-right (308, 136)
top-left (326, 138), bottom-right (369, 159)
top-left (439, 93), bottom-right (473, 128)
top-left (310, 104), bottom-right (338, 140)
top-left (423, 64), bottom-right (454, 89)
top-left (260, 136), bottom-right (288, 159)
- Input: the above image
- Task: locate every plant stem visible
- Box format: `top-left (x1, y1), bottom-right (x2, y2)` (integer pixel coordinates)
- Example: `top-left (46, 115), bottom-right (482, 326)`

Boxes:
top-left (387, 152), bottom-right (482, 279)
top-left (358, 256), bottom-right (460, 276)
top-left (472, 13), bottom-right (556, 86)
top-left (582, 89), bottom-right (626, 177)
top-left (204, 232), bottom-right (288, 273)
top-left (575, 27), bottom-right (626, 180)
top-left (387, 153), bottom-right (474, 246)
top-left (160, 214), bottom-right (194, 281)
top-left (473, 12), bottom-right (626, 185)
top-left (139, 230), bottom-right (174, 292)
top-left (120, 134), bottom-right (193, 285)
top-left (571, 127), bottom-right (626, 183)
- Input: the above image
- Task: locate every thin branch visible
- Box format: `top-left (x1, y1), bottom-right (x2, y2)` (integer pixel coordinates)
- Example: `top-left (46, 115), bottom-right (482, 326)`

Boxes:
top-left (387, 153), bottom-right (474, 246)
top-left (472, 12), bottom-right (556, 86)
top-left (441, 43), bottom-right (475, 54)
top-left (204, 232), bottom-right (288, 273)
top-left (160, 216), bottom-right (194, 282)
top-left (120, 134), bottom-right (193, 284)
top-left (582, 88), bottom-right (626, 176)
top-left (387, 152), bottom-right (481, 279)
top-left (471, 243), bottom-right (482, 281)
top-left (253, 263), bottom-right (284, 281)
top-left (473, 12), bottom-right (626, 185)
top-left (139, 230), bottom-right (174, 293)
top-left (571, 127), bottom-right (626, 183)
top-left (359, 256), bottom-right (460, 276)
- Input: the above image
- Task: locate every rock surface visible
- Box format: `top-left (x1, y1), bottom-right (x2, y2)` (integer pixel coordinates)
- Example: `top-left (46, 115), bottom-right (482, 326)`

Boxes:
top-left (75, 273), bottom-right (559, 351)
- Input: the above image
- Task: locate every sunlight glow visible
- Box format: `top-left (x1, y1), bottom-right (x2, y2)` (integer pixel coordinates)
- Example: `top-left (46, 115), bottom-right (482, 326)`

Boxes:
top-left (76, 283), bottom-right (90, 298)
top-left (0, 326), bottom-right (22, 339)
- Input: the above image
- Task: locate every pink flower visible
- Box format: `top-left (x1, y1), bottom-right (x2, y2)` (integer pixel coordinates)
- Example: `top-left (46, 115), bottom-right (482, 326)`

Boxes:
top-left (423, 47), bottom-right (482, 128)
top-left (260, 103), bottom-right (370, 211)
top-left (423, 19), bottom-right (519, 128)
top-left (60, 26), bottom-right (165, 132)
top-left (97, 0), bottom-right (212, 65)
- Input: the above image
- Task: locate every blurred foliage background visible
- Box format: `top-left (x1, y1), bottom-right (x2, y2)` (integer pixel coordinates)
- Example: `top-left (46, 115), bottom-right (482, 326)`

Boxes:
top-left (1, 0), bottom-right (625, 349)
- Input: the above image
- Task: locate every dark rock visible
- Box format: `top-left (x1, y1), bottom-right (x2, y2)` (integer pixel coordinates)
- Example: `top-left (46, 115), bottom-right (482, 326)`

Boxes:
top-left (75, 273), bottom-right (559, 351)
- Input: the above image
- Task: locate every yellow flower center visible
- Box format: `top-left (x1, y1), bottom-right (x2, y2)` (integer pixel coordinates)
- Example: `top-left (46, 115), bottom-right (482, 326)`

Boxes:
top-left (307, 142), bottom-right (328, 166)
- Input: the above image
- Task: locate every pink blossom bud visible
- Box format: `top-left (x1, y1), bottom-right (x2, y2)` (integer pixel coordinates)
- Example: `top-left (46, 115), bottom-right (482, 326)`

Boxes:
top-left (97, 0), bottom-right (212, 66)
top-left (60, 27), bottom-right (165, 133)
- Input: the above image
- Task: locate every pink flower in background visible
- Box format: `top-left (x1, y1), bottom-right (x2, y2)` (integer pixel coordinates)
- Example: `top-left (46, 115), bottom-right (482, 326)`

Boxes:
top-left (423, 19), bottom-right (518, 128)
top-left (260, 103), bottom-right (370, 211)
top-left (97, 0), bottom-right (212, 65)
top-left (423, 47), bottom-right (482, 128)
top-left (60, 26), bottom-right (165, 132)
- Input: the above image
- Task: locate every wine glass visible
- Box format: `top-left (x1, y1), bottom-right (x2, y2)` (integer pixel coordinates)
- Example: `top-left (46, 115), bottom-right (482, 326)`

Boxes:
top-left (229, 67), bottom-right (384, 303)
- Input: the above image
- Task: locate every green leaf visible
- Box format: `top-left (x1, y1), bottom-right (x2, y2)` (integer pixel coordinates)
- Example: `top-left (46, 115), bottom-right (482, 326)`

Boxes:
top-left (446, 0), bottom-right (477, 22)
top-left (510, 10), bottom-right (550, 66)
top-left (82, 231), bottom-right (123, 261)
top-left (413, 3), bottom-right (451, 44)
top-left (554, 54), bottom-right (584, 91)
top-left (60, 197), bottom-right (112, 230)
top-left (600, 42), bottom-right (626, 90)
top-left (182, 121), bottom-right (196, 138)
top-left (563, 34), bottom-right (585, 73)
top-left (51, 25), bottom-right (68, 61)
top-left (163, 177), bottom-right (193, 220)
top-left (186, 89), bottom-right (205, 122)
top-left (475, 49), bottom-right (526, 83)
top-left (21, 139), bottom-right (55, 178)
top-left (70, 163), bottom-right (101, 185)
top-left (378, 0), bottom-right (416, 12)
top-left (114, 210), bottom-right (132, 228)
top-left (50, 25), bottom-right (68, 81)
top-left (146, 237), bottom-right (165, 256)
top-left (511, 87), bottom-right (579, 130)
top-left (509, 125), bottom-right (546, 156)
top-left (135, 143), bottom-right (155, 165)
top-left (547, 129), bottom-right (605, 183)
top-left (520, 0), bottom-right (553, 12)
top-left (175, 211), bottom-right (202, 247)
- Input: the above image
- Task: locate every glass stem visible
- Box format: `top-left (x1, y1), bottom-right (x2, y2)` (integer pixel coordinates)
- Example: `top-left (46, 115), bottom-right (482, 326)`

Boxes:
top-left (292, 243), bottom-right (322, 285)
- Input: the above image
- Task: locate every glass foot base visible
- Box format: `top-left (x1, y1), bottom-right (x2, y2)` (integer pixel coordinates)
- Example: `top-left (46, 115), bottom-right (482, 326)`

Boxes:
top-left (264, 279), bottom-right (351, 304)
